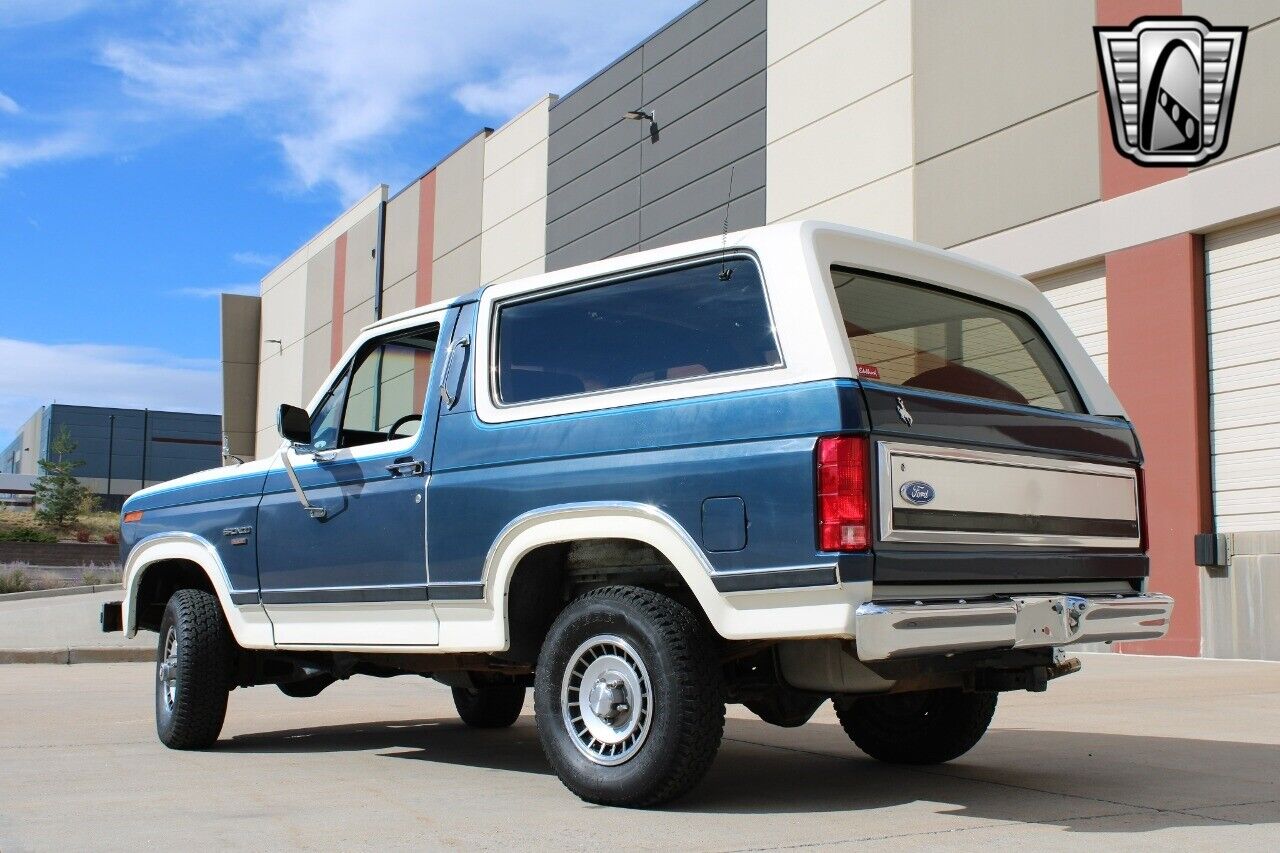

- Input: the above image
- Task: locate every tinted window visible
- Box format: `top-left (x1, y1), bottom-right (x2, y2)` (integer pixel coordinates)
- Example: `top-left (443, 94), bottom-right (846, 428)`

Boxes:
top-left (496, 258), bottom-right (780, 405)
top-left (832, 268), bottom-right (1083, 413)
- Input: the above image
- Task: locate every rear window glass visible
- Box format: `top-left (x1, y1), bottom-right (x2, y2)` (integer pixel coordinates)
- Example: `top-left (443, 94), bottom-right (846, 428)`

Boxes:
top-left (496, 257), bottom-right (780, 405)
top-left (832, 267), bottom-right (1083, 413)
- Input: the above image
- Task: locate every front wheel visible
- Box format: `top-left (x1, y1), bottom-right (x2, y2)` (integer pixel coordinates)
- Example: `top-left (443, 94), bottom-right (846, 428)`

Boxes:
top-left (534, 586), bottom-right (725, 807)
top-left (155, 588), bottom-right (232, 750)
top-left (834, 688), bottom-right (997, 765)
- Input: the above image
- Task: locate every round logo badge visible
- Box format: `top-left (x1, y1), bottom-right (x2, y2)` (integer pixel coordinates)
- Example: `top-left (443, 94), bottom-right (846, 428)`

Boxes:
top-left (899, 481), bottom-right (936, 506)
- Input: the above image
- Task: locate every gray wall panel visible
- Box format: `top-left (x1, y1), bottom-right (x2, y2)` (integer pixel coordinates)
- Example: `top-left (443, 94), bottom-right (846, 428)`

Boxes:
top-left (644, 2), bottom-right (764, 103)
top-left (551, 212), bottom-right (640, 271)
top-left (549, 50), bottom-right (642, 134)
top-left (546, 0), bottom-right (766, 272)
top-left (547, 178), bottom-right (640, 254)
top-left (548, 145), bottom-right (642, 225)
top-left (640, 148), bottom-right (764, 244)
top-left (645, 0), bottom-right (752, 66)
top-left (641, 186), bottom-right (764, 252)
top-left (548, 79), bottom-right (643, 167)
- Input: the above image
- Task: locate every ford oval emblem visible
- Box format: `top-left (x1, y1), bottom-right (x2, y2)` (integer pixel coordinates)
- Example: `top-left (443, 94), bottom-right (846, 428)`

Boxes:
top-left (900, 481), bottom-right (935, 505)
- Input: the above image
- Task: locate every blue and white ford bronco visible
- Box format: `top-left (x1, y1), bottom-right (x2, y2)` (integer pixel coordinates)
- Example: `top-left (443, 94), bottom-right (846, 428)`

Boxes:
top-left (103, 221), bottom-right (1172, 806)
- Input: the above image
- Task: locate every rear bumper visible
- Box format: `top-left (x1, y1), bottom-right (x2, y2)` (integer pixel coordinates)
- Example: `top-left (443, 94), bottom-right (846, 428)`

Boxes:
top-left (854, 592), bottom-right (1173, 661)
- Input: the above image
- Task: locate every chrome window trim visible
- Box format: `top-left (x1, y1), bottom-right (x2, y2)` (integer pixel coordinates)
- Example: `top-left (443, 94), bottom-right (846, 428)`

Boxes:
top-left (486, 250), bottom-right (786, 412)
top-left (876, 441), bottom-right (1142, 549)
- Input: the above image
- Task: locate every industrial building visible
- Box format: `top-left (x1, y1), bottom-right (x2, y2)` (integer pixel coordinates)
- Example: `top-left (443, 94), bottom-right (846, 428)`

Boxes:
top-left (219, 0), bottom-right (1280, 659)
top-left (1, 405), bottom-right (222, 510)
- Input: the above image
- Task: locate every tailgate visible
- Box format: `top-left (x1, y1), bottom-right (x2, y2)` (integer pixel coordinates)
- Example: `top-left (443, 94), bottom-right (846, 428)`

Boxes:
top-left (878, 441), bottom-right (1140, 549)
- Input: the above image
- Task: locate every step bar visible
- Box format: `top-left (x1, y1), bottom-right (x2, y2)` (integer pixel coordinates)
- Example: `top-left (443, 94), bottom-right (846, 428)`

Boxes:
top-left (854, 593), bottom-right (1174, 661)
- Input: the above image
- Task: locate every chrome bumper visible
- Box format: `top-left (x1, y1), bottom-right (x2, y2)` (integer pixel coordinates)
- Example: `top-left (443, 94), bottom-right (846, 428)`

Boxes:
top-left (854, 593), bottom-right (1174, 661)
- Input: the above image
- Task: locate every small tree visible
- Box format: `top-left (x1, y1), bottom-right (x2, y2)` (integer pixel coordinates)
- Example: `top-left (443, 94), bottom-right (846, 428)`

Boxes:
top-left (33, 426), bottom-right (91, 529)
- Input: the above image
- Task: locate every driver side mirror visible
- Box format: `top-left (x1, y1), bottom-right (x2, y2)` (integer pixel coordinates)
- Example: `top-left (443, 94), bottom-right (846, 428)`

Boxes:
top-left (276, 403), bottom-right (312, 445)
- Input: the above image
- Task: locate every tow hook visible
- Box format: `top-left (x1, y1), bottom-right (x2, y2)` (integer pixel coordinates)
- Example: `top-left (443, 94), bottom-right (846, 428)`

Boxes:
top-left (1048, 655), bottom-right (1083, 680)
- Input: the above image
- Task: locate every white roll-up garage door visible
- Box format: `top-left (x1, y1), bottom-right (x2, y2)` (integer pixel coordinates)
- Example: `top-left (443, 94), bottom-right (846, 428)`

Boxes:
top-left (1206, 217), bottom-right (1280, 533)
top-left (1035, 264), bottom-right (1109, 380)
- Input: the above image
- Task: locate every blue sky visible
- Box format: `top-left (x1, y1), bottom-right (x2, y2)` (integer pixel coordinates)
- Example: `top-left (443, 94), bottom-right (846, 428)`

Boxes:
top-left (0, 0), bottom-right (688, 436)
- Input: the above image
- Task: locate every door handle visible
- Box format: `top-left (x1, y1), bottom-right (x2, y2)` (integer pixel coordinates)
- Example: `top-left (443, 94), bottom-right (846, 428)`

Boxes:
top-left (386, 460), bottom-right (425, 477)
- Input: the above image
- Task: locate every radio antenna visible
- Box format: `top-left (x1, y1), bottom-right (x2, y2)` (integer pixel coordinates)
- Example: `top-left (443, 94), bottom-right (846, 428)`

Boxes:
top-left (718, 164), bottom-right (735, 281)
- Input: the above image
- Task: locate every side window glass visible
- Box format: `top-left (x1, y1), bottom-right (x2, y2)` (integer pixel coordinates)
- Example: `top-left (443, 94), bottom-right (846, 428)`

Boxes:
top-left (338, 324), bottom-right (439, 448)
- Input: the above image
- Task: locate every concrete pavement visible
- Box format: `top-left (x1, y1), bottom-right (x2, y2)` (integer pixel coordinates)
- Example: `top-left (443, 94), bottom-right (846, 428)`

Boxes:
top-left (0, 653), bottom-right (1277, 850)
top-left (0, 589), bottom-right (152, 661)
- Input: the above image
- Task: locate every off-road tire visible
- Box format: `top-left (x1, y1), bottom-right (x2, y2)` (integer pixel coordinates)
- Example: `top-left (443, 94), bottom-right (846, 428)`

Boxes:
top-left (155, 588), bottom-right (232, 750)
top-left (534, 586), bottom-right (725, 807)
top-left (834, 688), bottom-right (997, 764)
top-left (452, 685), bottom-right (526, 728)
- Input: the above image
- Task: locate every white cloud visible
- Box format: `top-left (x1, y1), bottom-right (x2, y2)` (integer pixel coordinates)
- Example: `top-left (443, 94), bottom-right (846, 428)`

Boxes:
top-left (0, 338), bottom-right (221, 436)
top-left (0, 0), bottom-right (96, 28)
top-left (172, 284), bottom-right (259, 298)
top-left (231, 250), bottom-right (276, 267)
top-left (0, 129), bottom-right (97, 176)
top-left (0, 92), bottom-right (19, 114)
top-left (99, 0), bottom-right (689, 203)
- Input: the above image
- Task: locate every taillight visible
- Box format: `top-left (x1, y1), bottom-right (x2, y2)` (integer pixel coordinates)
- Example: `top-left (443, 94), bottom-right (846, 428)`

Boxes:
top-left (816, 435), bottom-right (869, 552)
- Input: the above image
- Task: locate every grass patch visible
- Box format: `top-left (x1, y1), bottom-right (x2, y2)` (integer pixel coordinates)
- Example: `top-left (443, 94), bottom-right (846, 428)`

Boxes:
top-left (0, 508), bottom-right (121, 543)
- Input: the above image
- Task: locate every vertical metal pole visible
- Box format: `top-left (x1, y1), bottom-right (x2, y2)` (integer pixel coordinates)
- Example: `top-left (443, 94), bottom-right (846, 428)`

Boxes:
top-left (106, 414), bottom-right (115, 500)
top-left (140, 409), bottom-right (149, 489)
top-left (373, 198), bottom-right (387, 321)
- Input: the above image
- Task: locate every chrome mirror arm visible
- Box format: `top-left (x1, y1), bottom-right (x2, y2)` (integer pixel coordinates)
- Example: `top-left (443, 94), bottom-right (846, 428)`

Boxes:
top-left (280, 445), bottom-right (326, 519)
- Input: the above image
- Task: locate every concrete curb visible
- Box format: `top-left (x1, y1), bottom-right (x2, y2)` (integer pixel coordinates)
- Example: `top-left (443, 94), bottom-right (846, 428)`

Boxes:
top-left (0, 584), bottom-right (123, 602)
top-left (0, 646), bottom-right (153, 664)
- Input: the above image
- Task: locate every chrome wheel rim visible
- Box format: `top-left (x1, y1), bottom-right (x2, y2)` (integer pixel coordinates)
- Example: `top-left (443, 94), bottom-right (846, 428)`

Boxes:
top-left (560, 634), bottom-right (652, 766)
top-left (159, 626), bottom-right (178, 709)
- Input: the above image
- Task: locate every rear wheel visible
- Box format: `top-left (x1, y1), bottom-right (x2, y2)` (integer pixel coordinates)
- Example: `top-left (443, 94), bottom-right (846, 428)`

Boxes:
top-left (834, 688), bottom-right (997, 764)
top-left (155, 588), bottom-right (232, 750)
top-left (534, 586), bottom-right (725, 807)
top-left (452, 685), bottom-right (526, 728)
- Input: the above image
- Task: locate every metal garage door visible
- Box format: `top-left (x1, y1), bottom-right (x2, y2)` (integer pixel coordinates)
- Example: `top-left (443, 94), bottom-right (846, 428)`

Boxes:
top-left (1206, 217), bottom-right (1280, 533)
top-left (1035, 264), bottom-right (1109, 380)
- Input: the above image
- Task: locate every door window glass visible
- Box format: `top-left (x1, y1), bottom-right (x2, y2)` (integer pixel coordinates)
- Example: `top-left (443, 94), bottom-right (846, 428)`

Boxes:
top-left (332, 324), bottom-right (439, 448)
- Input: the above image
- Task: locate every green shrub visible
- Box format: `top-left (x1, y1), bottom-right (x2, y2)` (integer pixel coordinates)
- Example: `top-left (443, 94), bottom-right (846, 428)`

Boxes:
top-left (0, 526), bottom-right (57, 543)
top-left (0, 568), bottom-right (31, 594)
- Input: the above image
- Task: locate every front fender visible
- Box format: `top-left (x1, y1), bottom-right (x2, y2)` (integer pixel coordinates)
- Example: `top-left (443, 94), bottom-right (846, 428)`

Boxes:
top-left (122, 532), bottom-right (274, 649)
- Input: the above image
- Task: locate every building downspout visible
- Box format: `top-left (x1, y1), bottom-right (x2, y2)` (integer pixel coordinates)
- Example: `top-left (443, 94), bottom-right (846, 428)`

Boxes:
top-left (373, 198), bottom-right (387, 321)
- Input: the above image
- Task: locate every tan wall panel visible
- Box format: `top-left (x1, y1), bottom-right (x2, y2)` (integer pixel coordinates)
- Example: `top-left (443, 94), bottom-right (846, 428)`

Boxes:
top-left (767, 0), bottom-right (910, 144)
top-left (255, 340), bottom-right (303, 439)
top-left (432, 236), bottom-right (482, 301)
top-left (494, 256), bottom-right (545, 284)
top-left (343, 209), bottom-right (380, 312)
top-left (480, 196), bottom-right (547, 283)
top-left (1188, 14), bottom-right (1280, 166)
top-left (342, 297), bottom-right (375, 350)
top-left (774, 167), bottom-right (913, 238)
top-left (301, 325), bottom-right (334, 403)
top-left (482, 140), bottom-right (549, 232)
top-left (254, 425), bottom-right (278, 460)
top-left (383, 181), bottom-right (420, 289)
top-left (912, 0), bottom-right (1096, 162)
top-left (260, 185), bottom-right (384, 296)
top-left (767, 78), bottom-right (912, 222)
top-left (258, 264), bottom-right (306, 359)
top-left (219, 294), bottom-right (261, 365)
top-left (1184, 0), bottom-right (1280, 28)
top-left (303, 242), bottom-right (335, 337)
top-left (484, 95), bottom-right (554, 178)
top-left (914, 97), bottom-right (1099, 248)
top-left (433, 133), bottom-right (488, 259)
top-left (766, 0), bottom-right (882, 63)
top-left (220, 362), bottom-right (259, 435)
top-left (380, 275), bottom-right (416, 318)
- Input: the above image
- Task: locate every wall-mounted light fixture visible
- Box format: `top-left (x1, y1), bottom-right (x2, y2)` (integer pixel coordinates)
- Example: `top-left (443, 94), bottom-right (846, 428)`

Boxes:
top-left (265, 338), bottom-right (283, 355)
top-left (624, 108), bottom-right (659, 143)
